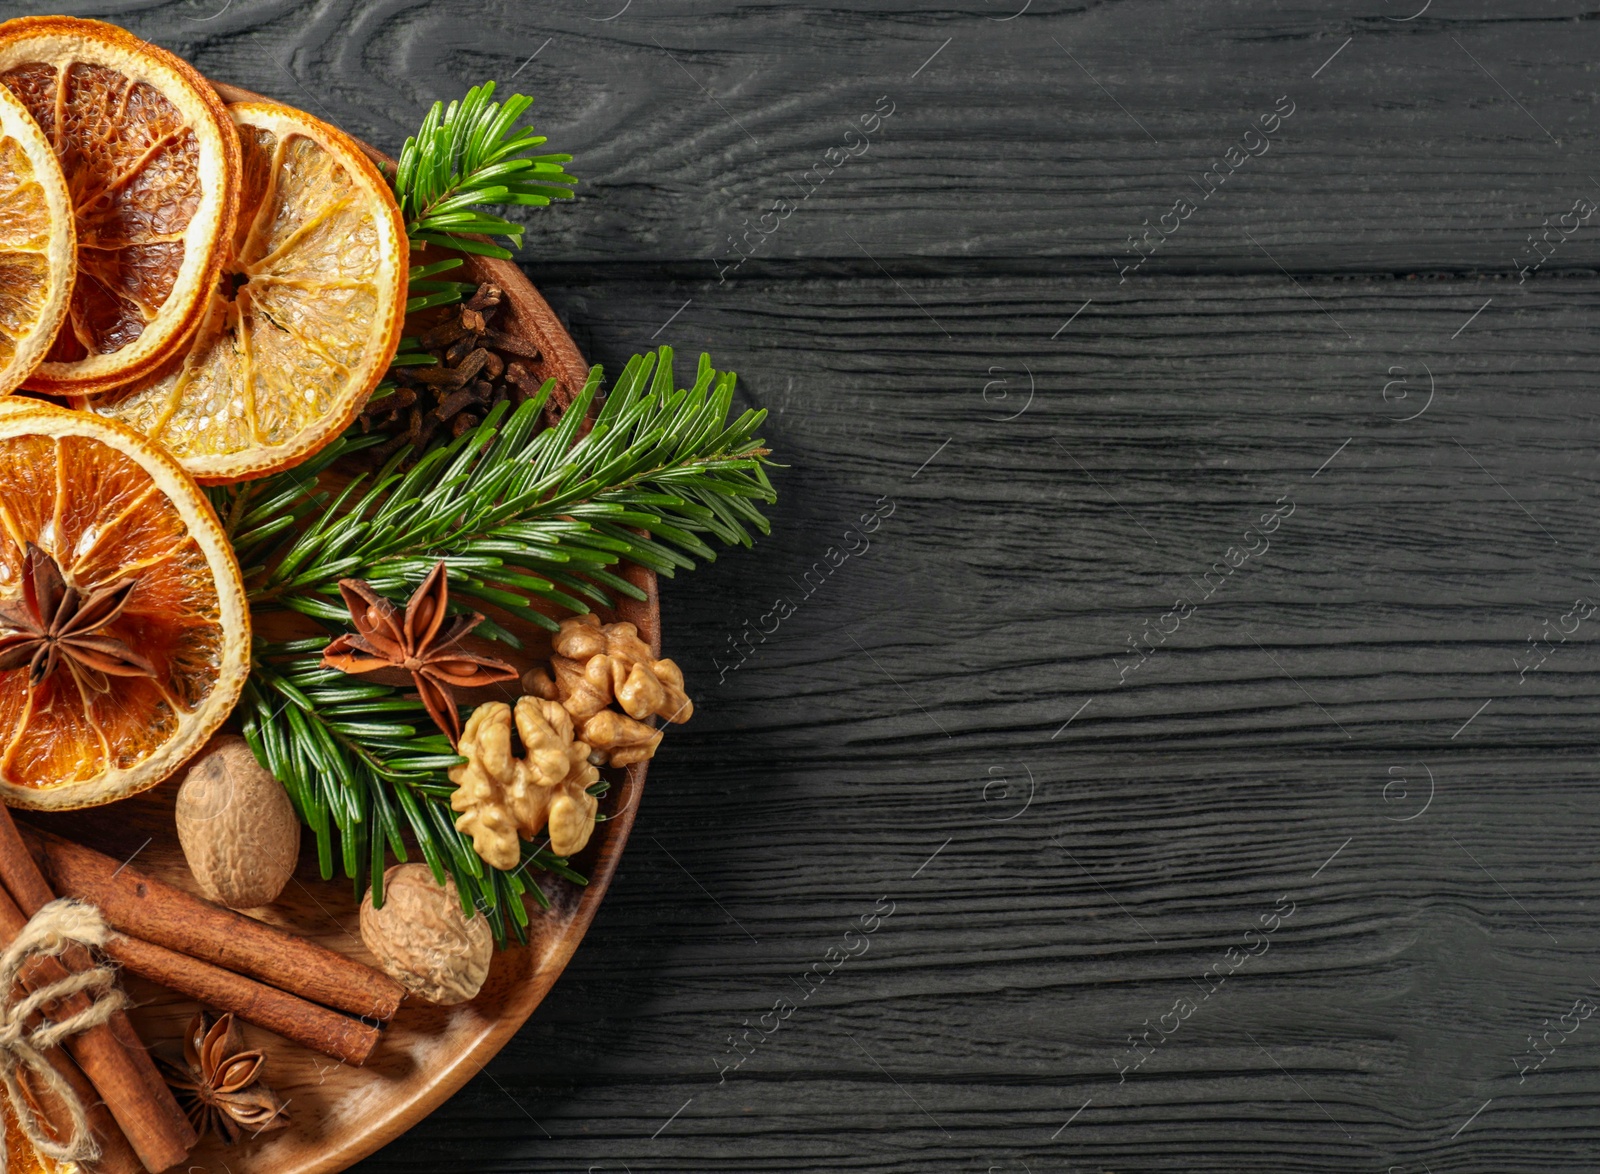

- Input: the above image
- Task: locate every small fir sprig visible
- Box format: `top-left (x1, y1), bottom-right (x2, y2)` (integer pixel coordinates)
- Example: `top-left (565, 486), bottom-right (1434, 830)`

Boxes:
top-left (391, 82), bottom-right (576, 320)
top-left (214, 349), bottom-right (775, 938)
top-left (394, 81), bottom-right (577, 263)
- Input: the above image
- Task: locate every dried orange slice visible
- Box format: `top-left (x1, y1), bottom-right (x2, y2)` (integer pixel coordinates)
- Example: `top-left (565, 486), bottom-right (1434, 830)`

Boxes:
top-left (0, 402), bottom-right (249, 809)
top-left (0, 16), bottom-right (240, 395)
top-left (0, 81), bottom-right (73, 395)
top-left (0, 1104), bottom-right (56, 1174)
top-left (82, 100), bottom-right (407, 483)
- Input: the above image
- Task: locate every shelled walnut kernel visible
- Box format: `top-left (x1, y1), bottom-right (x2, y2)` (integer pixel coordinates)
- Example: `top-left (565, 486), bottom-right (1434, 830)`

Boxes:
top-left (455, 616), bottom-right (695, 872)
top-left (541, 613), bottom-right (693, 763)
top-left (448, 697), bottom-right (600, 868)
top-left (554, 613), bottom-right (692, 722)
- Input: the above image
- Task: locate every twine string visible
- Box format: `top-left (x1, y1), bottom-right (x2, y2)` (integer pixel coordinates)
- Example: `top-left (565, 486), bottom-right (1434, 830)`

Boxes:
top-left (0, 898), bottom-right (127, 1168)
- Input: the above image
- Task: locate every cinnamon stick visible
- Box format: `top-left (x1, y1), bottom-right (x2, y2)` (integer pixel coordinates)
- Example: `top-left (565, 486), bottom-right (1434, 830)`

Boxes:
top-left (21, 826), bottom-right (404, 1021)
top-left (36, 1037), bottom-right (144, 1174)
top-left (0, 871), bottom-right (193, 1173)
top-left (102, 934), bottom-right (380, 1066)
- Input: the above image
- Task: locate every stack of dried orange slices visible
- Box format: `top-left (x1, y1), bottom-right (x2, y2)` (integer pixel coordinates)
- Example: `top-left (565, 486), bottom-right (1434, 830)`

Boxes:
top-left (0, 15), bottom-right (408, 810)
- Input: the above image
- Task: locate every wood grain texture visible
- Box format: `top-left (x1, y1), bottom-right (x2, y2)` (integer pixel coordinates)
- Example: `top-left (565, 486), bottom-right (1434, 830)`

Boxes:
top-left (18, 0), bottom-right (1600, 1170)
top-left (76, 0), bottom-right (1600, 277)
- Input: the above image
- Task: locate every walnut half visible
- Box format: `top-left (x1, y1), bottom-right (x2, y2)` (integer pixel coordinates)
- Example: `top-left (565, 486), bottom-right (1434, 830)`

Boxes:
top-left (448, 696), bottom-right (601, 868)
top-left (579, 710), bottom-right (662, 767)
top-left (536, 613), bottom-right (693, 764)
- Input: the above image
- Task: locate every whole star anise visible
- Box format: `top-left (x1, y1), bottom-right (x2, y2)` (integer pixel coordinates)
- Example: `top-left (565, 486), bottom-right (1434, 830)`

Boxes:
top-left (158, 1011), bottom-right (289, 1145)
top-left (321, 561), bottom-right (517, 745)
top-left (0, 542), bottom-right (155, 690)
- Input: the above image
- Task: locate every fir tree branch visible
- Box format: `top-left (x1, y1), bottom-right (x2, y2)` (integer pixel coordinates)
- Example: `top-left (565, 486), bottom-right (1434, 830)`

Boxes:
top-left (218, 347), bottom-right (776, 936)
top-left (381, 82), bottom-right (576, 390)
top-left (215, 82), bottom-right (770, 941)
top-left (235, 347), bottom-right (774, 632)
top-left (392, 82), bottom-right (577, 262)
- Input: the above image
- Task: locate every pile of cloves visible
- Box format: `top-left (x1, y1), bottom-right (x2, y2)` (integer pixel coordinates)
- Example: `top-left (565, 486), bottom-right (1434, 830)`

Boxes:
top-left (361, 282), bottom-right (545, 463)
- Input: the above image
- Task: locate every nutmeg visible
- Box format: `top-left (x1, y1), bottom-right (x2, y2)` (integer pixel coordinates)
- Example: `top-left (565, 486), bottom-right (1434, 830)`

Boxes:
top-left (175, 735), bottom-right (300, 910)
top-left (359, 864), bottom-right (492, 1005)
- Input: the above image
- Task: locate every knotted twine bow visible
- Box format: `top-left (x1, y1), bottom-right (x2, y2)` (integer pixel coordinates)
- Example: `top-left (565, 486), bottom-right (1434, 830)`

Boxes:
top-left (0, 898), bottom-right (127, 1169)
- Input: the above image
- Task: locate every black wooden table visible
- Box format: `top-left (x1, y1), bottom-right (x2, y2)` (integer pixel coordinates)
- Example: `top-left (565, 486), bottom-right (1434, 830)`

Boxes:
top-left (46, 1), bottom-right (1600, 1170)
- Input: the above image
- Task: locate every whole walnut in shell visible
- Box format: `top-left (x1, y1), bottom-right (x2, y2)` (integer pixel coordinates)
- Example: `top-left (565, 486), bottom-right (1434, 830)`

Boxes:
top-left (360, 864), bottom-right (492, 1005)
top-left (175, 736), bottom-right (300, 910)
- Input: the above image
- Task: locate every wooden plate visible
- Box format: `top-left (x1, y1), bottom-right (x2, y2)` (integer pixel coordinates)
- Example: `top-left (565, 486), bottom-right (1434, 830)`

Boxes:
top-left (21, 83), bottom-right (652, 1174)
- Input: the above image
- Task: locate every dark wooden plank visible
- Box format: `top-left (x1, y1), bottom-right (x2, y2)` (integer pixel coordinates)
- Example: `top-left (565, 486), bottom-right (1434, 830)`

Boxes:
top-left (340, 273), bottom-right (1600, 1171)
top-left (90, 0), bottom-right (1600, 274)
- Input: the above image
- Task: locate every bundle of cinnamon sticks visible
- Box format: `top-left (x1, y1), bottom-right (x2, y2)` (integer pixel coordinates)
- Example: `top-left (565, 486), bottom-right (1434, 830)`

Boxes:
top-left (0, 805), bottom-right (406, 1172)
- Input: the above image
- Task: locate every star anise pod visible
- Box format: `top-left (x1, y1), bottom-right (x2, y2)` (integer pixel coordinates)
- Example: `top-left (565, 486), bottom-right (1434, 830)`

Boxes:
top-left (0, 543), bottom-right (155, 690)
top-left (321, 561), bottom-right (517, 745)
top-left (158, 1011), bottom-right (289, 1145)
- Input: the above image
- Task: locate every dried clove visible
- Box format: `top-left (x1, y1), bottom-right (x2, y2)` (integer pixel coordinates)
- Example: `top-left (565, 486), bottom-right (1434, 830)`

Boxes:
top-left (358, 282), bottom-right (552, 464)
